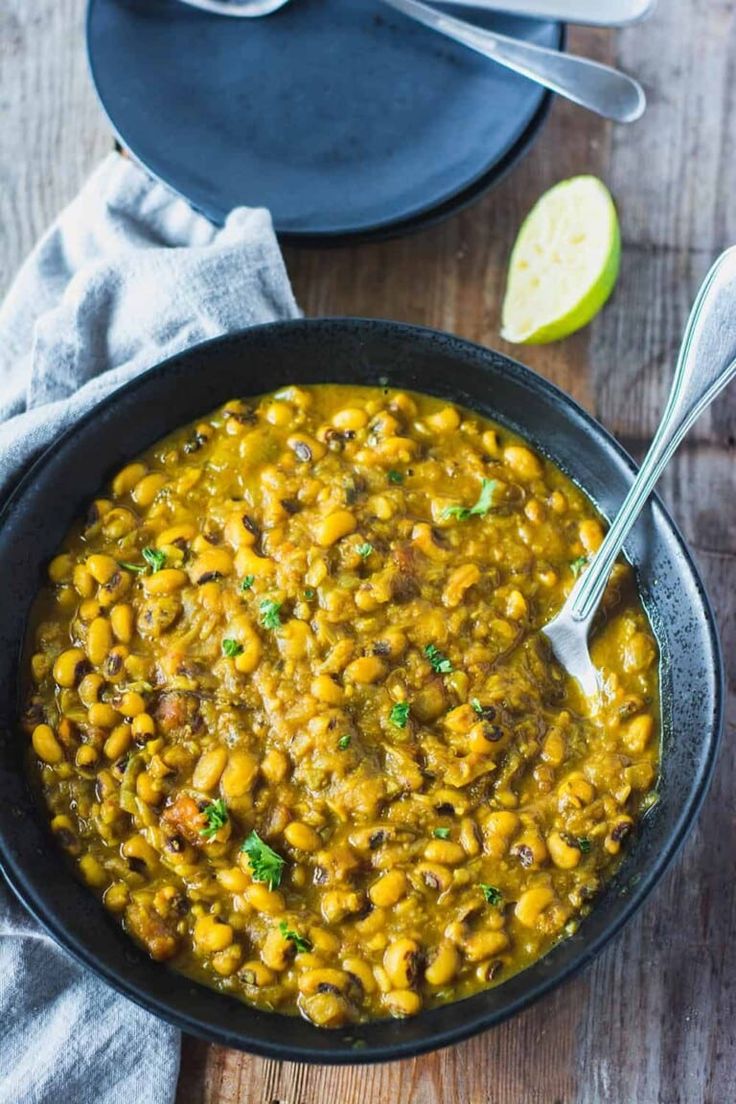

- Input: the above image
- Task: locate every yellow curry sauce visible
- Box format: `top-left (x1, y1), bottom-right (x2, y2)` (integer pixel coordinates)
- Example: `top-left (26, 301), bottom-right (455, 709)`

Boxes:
top-left (22, 385), bottom-right (659, 1027)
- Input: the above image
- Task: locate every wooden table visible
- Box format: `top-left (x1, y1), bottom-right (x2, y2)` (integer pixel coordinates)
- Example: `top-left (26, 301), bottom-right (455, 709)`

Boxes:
top-left (3, 1), bottom-right (735, 1100)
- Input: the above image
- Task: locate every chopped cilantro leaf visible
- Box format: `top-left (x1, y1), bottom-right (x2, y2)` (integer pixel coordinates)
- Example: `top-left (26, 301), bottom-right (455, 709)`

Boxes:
top-left (425, 643), bottom-right (453, 674)
top-left (356, 542), bottom-right (373, 558)
top-left (222, 638), bottom-right (244, 657)
top-left (388, 470), bottom-right (404, 484)
top-left (279, 921), bottom-right (312, 953)
top-left (259, 598), bottom-right (282, 629)
top-left (570, 556), bottom-right (588, 577)
top-left (241, 830), bottom-right (285, 890)
top-left (390, 701), bottom-right (411, 729)
top-left (200, 799), bottom-right (228, 840)
top-left (118, 560), bottom-right (147, 574)
top-left (480, 883), bottom-right (503, 906)
top-left (433, 827), bottom-right (451, 840)
top-left (303, 587), bottom-right (316, 600)
top-left (337, 734), bottom-right (352, 750)
top-left (471, 698), bottom-right (483, 714)
top-left (241, 575), bottom-right (255, 591)
top-left (577, 836), bottom-right (592, 854)
top-left (142, 546), bottom-right (167, 573)
top-left (443, 479), bottom-right (498, 522)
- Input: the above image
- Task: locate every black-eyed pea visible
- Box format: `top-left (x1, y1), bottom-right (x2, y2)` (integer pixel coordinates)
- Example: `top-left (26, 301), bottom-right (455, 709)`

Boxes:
top-left (194, 914), bottom-right (234, 954)
top-left (547, 831), bottom-right (581, 870)
top-left (579, 518), bottom-right (604, 554)
top-left (75, 745), bottom-right (99, 768)
top-left (412, 521), bottom-right (450, 560)
top-left (190, 548), bottom-right (233, 583)
top-left (78, 854), bottom-right (107, 888)
top-left (103, 723), bottom-right (132, 761)
top-left (503, 445), bottom-right (543, 481)
top-left (104, 882), bottom-right (129, 913)
top-left (261, 926), bottom-right (295, 971)
top-left (217, 866), bottom-right (250, 894)
top-left (505, 589), bottom-right (527, 621)
top-left (482, 810), bottom-right (521, 858)
top-left (77, 600), bottom-right (102, 624)
top-left (345, 655), bottom-right (387, 684)
top-left (73, 564), bottom-right (95, 598)
top-left (511, 831), bottom-right (548, 869)
top-left (87, 702), bottom-right (119, 729)
top-left (118, 690), bottom-right (145, 718)
top-left (604, 816), bottom-right (634, 856)
top-left (298, 968), bottom-right (353, 996)
top-left (558, 772), bottom-right (595, 809)
top-left (260, 748), bottom-right (289, 785)
top-left (384, 989), bottom-right (422, 1018)
top-left (221, 750), bottom-right (259, 799)
top-left (622, 713), bottom-right (654, 755)
top-left (462, 930), bottom-right (509, 963)
top-left (542, 728), bottom-right (566, 765)
top-left (333, 407), bottom-right (368, 431)
top-left (424, 839), bottom-right (466, 865)
top-left (310, 673), bottom-right (345, 705)
top-left (414, 862), bottom-right (453, 893)
top-left (97, 570), bottom-right (131, 608)
top-left (277, 620), bottom-right (312, 660)
top-left (234, 630), bottom-right (262, 675)
top-left (131, 472), bottom-right (167, 508)
top-left (481, 428), bottom-right (500, 456)
top-left (112, 462), bottom-right (147, 497)
top-left (425, 942), bottom-right (460, 986)
top-left (426, 406), bottom-right (460, 434)
top-left (136, 771), bottom-right (163, 805)
top-left (86, 617), bottom-right (113, 666)
top-left (240, 960), bottom-right (277, 987)
top-left (459, 817), bottom-right (482, 857)
top-left (192, 746), bottom-right (228, 792)
top-left (369, 869), bottom-right (407, 908)
top-left (48, 553), bottom-right (73, 584)
top-left (284, 821), bottom-right (321, 851)
top-left (142, 569), bottom-right (188, 596)
top-left (132, 713), bottom-right (155, 739)
top-left (300, 991), bottom-right (352, 1028)
top-left (30, 653), bottom-right (51, 682)
top-left (515, 886), bottom-right (555, 928)
top-left (104, 646), bottom-right (129, 683)
top-left (86, 554), bottom-right (119, 585)
top-left (212, 944), bottom-right (243, 977)
top-left (32, 724), bottom-right (64, 765)
top-left (244, 884), bottom-right (285, 914)
top-left (445, 704), bottom-right (476, 734)
top-left (383, 938), bottom-right (421, 989)
top-left (53, 648), bottom-right (88, 689)
top-left (122, 835), bottom-right (159, 874)
top-left (343, 957), bottom-right (377, 994)
top-left (320, 890), bottom-right (364, 924)
top-left (314, 510), bottom-right (357, 548)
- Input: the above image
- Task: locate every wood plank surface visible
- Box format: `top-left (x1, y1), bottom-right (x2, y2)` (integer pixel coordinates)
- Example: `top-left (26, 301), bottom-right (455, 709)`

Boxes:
top-left (3, 1), bottom-right (735, 1101)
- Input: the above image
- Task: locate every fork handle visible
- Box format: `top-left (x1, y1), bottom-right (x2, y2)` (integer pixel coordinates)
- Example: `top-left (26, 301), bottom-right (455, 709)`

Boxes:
top-left (435, 0), bottom-right (657, 28)
top-left (570, 247), bottom-right (736, 625)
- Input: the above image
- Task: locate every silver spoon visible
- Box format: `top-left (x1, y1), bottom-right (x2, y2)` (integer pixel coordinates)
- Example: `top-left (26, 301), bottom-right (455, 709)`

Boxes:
top-left (382, 0), bottom-right (645, 122)
top-left (431, 0), bottom-right (657, 27)
top-left (174, 0), bottom-right (290, 15)
top-left (544, 247), bottom-right (736, 700)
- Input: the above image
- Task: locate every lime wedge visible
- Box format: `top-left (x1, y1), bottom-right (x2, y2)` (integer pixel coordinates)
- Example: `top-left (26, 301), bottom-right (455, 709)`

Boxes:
top-left (501, 176), bottom-right (621, 345)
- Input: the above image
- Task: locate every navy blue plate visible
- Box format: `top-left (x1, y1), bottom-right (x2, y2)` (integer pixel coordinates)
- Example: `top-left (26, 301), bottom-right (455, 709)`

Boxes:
top-left (86, 0), bottom-right (562, 242)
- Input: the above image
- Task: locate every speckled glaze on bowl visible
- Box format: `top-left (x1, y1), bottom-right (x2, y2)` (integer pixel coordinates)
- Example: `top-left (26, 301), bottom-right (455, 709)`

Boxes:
top-left (0, 320), bottom-right (722, 1063)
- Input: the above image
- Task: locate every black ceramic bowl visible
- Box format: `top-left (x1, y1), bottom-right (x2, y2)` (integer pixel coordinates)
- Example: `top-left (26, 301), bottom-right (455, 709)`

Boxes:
top-left (0, 320), bottom-right (722, 1064)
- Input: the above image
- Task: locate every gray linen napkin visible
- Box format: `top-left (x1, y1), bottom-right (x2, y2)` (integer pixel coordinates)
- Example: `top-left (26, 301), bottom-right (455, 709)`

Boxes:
top-left (0, 152), bottom-right (299, 1104)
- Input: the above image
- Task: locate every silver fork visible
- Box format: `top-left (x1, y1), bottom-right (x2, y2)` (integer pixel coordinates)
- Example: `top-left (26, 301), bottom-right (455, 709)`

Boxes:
top-left (544, 247), bottom-right (736, 700)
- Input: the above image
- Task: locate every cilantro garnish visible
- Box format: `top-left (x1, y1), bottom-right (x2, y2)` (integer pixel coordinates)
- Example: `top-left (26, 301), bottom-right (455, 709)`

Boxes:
top-left (433, 827), bottom-right (451, 840)
top-left (337, 734), bottom-right (352, 750)
top-left (222, 638), bottom-right (244, 657)
top-left (303, 587), bottom-right (316, 600)
top-left (241, 830), bottom-right (285, 890)
top-left (200, 799), bottom-right (228, 840)
top-left (570, 556), bottom-right (588, 577)
top-left (388, 470), bottom-right (404, 485)
top-left (278, 921), bottom-right (312, 953)
top-left (480, 883), bottom-right (503, 906)
top-left (118, 560), bottom-right (147, 574)
top-left (259, 598), bottom-right (282, 629)
top-left (425, 643), bottom-right (453, 674)
top-left (356, 542), bottom-right (373, 558)
top-left (443, 479), bottom-right (498, 521)
top-left (577, 836), bottom-right (592, 854)
top-left (142, 546), bottom-right (167, 573)
top-left (241, 575), bottom-right (255, 591)
top-left (390, 701), bottom-right (410, 729)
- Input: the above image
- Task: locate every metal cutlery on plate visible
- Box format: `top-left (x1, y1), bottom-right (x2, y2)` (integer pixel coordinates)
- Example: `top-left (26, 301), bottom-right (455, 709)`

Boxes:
top-left (174, 0), bottom-right (650, 122)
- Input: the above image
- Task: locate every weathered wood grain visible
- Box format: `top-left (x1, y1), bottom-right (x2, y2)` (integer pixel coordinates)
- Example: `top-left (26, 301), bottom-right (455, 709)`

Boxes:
top-left (3, 1), bottom-right (735, 1101)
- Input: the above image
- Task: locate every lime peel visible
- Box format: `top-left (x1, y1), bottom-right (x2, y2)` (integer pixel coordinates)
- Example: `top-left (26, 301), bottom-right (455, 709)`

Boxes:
top-left (501, 175), bottom-right (621, 345)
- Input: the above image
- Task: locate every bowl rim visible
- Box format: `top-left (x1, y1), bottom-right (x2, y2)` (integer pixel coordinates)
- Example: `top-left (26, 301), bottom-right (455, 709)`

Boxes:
top-left (0, 318), bottom-right (723, 1063)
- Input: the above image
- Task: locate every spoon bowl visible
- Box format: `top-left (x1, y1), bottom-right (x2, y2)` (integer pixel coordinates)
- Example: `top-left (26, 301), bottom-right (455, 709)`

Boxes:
top-left (174, 0), bottom-right (291, 16)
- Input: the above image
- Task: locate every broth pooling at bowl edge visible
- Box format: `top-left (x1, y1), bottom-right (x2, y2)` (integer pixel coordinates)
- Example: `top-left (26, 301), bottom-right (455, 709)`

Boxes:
top-left (22, 384), bottom-right (659, 1027)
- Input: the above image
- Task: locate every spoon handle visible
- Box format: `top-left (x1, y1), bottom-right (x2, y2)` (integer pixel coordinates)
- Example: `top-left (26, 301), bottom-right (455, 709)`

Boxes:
top-left (435, 0), bottom-right (657, 28)
top-left (570, 247), bottom-right (736, 625)
top-left (382, 0), bottom-right (646, 123)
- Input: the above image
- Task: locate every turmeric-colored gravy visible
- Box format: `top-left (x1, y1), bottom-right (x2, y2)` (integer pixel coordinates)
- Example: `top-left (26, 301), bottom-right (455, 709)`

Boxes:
top-left (23, 385), bottom-right (659, 1026)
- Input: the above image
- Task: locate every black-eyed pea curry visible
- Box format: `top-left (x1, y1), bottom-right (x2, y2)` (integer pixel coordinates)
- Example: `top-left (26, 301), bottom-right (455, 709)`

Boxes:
top-left (23, 385), bottom-right (659, 1027)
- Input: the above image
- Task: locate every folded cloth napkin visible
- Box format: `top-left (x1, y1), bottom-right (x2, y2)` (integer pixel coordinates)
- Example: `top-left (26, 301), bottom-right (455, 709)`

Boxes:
top-left (0, 152), bottom-right (299, 1104)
